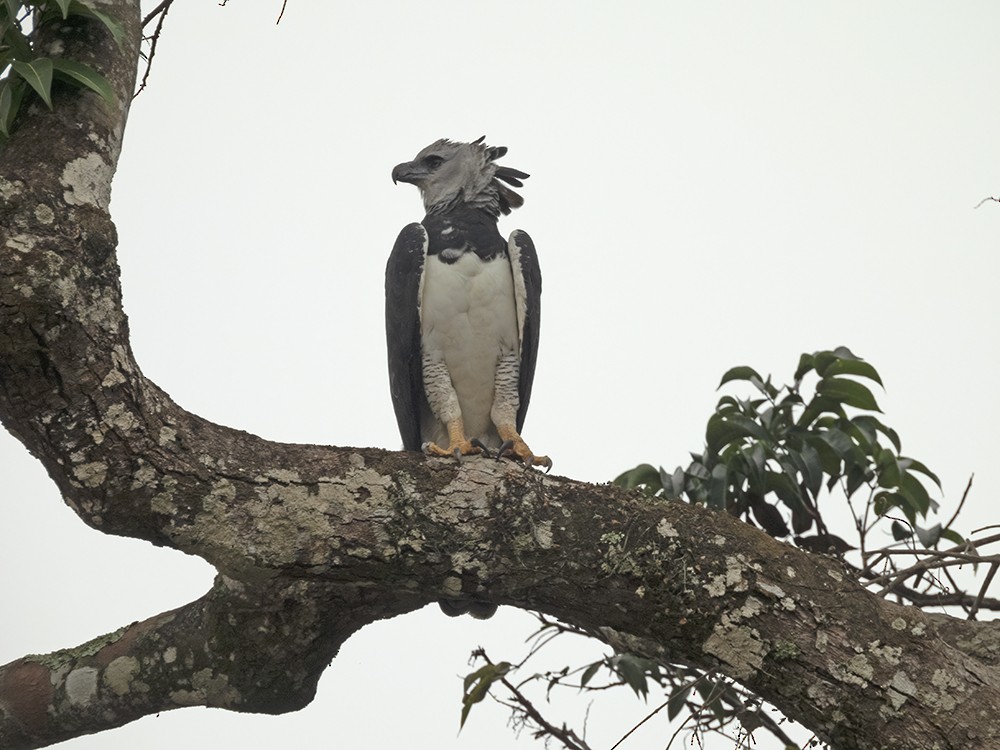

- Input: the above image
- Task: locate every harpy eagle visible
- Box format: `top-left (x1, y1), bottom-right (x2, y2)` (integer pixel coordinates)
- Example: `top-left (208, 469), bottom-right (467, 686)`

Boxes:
top-left (386, 137), bottom-right (550, 471)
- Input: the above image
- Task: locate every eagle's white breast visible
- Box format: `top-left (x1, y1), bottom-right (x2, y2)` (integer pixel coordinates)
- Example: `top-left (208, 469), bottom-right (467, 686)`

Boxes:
top-left (420, 252), bottom-right (519, 444)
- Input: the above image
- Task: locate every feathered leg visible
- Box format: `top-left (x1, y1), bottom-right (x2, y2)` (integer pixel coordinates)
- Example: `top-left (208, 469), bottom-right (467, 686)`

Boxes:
top-left (491, 353), bottom-right (551, 470)
top-left (421, 356), bottom-right (482, 460)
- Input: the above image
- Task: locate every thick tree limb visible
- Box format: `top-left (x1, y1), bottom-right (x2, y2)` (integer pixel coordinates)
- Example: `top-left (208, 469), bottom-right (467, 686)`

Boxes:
top-left (2, 3), bottom-right (1000, 749)
top-left (0, 576), bottom-right (420, 748)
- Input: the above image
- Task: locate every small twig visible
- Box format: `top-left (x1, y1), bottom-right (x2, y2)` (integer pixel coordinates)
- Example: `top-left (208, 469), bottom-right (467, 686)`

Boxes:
top-left (942, 567), bottom-right (972, 618)
top-left (664, 708), bottom-right (699, 750)
top-left (852, 554), bottom-right (1000, 609)
top-left (141, 0), bottom-right (174, 28)
top-left (968, 561), bottom-right (1000, 621)
top-left (869, 533), bottom-right (1000, 590)
top-left (973, 196), bottom-right (999, 209)
top-left (517, 627), bottom-right (563, 669)
top-left (944, 474), bottom-right (974, 530)
top-left (873, 554), bottom-right (1000, 595)
top-left (134, 0), bottom-right (174, 97)
top-left (498, 676), bottom-right (593, 750)
top-left (878, 549), bottom-right (996, 562)
top-left (743, 706), bottom-right (798, 748)
top-left (608, 695), bottom-right (672, 750)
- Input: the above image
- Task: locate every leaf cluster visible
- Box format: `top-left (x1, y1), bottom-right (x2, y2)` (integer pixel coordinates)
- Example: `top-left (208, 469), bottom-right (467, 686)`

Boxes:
top-left (0, 0), bottom-right (120, 143)
top-left (615, 347), bottom-right (953, 552)
top-left (463, 623), bottom-right (802, 750)
top-left (582, 652), bottom-right (738, 725)
top-left (477, 349), bottom-right (987, 750)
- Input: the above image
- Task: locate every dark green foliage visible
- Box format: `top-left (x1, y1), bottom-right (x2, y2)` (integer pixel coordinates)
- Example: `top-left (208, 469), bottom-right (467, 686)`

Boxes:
top-left (469, 350), bottom-right (976, 749)
top-left (615, 347), bottom-right (957, 551)
top-left (0, 1), bottom-right (119, 142)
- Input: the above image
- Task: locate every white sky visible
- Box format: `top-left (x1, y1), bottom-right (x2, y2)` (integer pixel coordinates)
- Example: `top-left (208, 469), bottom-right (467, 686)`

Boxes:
top-left (2, 2), bottom-right (999, 749)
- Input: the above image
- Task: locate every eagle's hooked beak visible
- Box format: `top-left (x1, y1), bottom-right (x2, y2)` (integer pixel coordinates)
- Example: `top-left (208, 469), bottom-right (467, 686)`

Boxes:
top-left (391, 161), bottom-right (424, 186)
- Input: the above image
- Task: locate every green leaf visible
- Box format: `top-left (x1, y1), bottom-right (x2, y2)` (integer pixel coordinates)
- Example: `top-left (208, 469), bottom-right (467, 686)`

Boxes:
top-left (791, 496), bottom-right (814, 534)
top-left (802, 432), bottom-right (841, 476)
top-left (614, 655), bottom-right (649, 699)
top-left (613, 463), bottom-right (662, 493)
top-left (667, 683), bottom-right (692, 720)
top-left (0, 80), bottom-right (13, 137)
top-left (822, 357), bottom-right (884, 386)
top-left (940, 528), bottom-right (966, 546)
top-left (875, 448), bottom-right (902, 488)
top-left (797, 396), bottom-right (846, 429)
top-left (11, 57), bottom-right (53, 109)
top-left (67, 1), bottom-right (125, 49)
top-left (904, 457), bottom-right (942, 489)
top-left (915, 523), bottom-right (941, 548)
top-left (831, 345), bottom-right (861, 358)
top-left (760, 375), bottom-right (780, 399)
top-left (687, 461), bottom-right (711, 481)
top-left (846, 418), bottom-right (877, 452)
top-left (707, 463), bottom-right (728, 510)
top-left (813, 350), bottom-right (840, 376)
top-left (718, 365), bottom-right (763, 389)
top-left (812, 347), bottom-right (865, 378)
top-left (852, 414), bottom-right (901, 452)
top-left (3, 0), bottom-right (20, 21)
top-left (844, 464), bottom-right (871, 497)
top-left (815, 427), bottom-right (867, 472)
top-left (706, 413), bottom-right (770, 454)
top-left (51, 58), bottom-right (115, 103)
top-left (761, 469), bottom-right (799, 504)
top-left (460, 662), bottom-right (511, 729)
top-left (793, 352), bottom-right (815, 382)
top-left (715, 395), bottom-right (741, 415)
top-left (580, 661), bottom-right (602, 688)
top-left (879, 490), bottom-right (917, 523)
top-left (794, 442), bottom-right (824, 499)
top-left (891, 520), bottom-right (912, 541)
top-left (750, 496), bottom-right (790, 537)
top-left (736, 443), bottom-right (766, 490)
top-left (817, 377), bottom-right (881, 411)
top-left (3, 12), bottom-right (33, 57)
top-left (873, 490), bottom-right (894, 517)
top-left (900, 471), bottom-right (932, 516)
top-left (53, 0), bottom-right (71, 18)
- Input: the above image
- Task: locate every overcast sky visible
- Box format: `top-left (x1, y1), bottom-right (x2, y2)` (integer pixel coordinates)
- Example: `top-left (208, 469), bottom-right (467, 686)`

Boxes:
top-left (2, 2), bottom-right (999, 749)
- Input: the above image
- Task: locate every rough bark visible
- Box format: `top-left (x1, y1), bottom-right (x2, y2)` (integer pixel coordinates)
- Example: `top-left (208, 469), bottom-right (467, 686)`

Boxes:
top-left (2, 3), bottom-right (999, 749)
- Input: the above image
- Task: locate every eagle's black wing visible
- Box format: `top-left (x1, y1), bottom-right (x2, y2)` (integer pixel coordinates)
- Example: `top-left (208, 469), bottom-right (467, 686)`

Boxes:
top-left (508, 230), bottom-right (542, 432)
top-left (385, 223), bottom-right (428, 451)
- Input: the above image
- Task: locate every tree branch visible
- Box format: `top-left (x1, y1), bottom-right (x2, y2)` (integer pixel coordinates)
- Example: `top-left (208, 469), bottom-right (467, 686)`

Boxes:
top-left (0, 576), bottom-right (420, 749)
top-left (3, 3), bottom-right (1000, 750)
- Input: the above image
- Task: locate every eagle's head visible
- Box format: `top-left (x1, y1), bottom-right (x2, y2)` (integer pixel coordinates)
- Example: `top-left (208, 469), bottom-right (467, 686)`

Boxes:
top-left (392, 137), bottom-right (529, 216)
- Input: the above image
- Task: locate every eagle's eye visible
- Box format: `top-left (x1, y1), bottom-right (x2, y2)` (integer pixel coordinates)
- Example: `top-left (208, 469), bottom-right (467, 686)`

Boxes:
top-left (422, 155), bottom-right (444, 170)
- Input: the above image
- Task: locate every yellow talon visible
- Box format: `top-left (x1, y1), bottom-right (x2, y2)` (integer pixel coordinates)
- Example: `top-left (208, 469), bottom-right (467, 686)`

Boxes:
top-left (496, 425), bottom-right (551, 471)
top-left (422, 418), bottom-right (483, 461)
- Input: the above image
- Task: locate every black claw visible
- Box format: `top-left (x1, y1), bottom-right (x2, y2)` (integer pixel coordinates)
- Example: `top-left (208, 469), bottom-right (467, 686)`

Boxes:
top-left (470, 437), bottom-right (492, 458)
top-left (496, 439), bottom-right (514, 461)
top-left (453, 447), bottom-right (462, 462)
